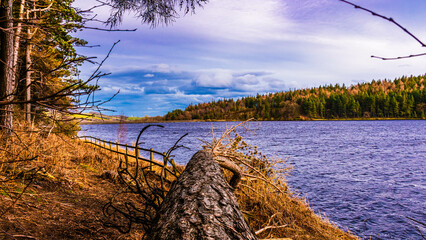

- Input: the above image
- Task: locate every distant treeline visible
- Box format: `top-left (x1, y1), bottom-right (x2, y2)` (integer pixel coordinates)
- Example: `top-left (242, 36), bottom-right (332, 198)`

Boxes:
top-left (165, 75), bottom-right (426, 121)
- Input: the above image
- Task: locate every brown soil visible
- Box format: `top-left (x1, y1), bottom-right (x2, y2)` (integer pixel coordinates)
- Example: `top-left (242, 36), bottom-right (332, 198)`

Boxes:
top-left (0, 170), bottom-right (143, 239)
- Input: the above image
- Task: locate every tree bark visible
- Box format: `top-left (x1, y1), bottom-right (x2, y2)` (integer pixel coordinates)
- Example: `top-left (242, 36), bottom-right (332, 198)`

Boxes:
top-left (12, 0), bottom-right (25, 85)
top-left (25, 26), bottom-right (32, 124)
top-left (149, 150), bottom-right (258, 240)
top-left (0, 0), bottom-right (14, 133)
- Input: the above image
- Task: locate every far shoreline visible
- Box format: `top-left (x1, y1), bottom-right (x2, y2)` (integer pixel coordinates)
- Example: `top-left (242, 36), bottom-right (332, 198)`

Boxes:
top-left (79, 117), bottom-right (425, 125)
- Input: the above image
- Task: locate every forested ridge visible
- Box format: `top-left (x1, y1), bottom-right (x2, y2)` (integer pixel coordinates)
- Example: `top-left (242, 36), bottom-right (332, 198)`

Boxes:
top-left (166, 75), bottom-right (426, 121)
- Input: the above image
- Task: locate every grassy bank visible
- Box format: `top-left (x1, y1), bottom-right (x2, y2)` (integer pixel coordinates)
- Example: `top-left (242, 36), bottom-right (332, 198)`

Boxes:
top-left (0, 124), bottom-right (359, 239)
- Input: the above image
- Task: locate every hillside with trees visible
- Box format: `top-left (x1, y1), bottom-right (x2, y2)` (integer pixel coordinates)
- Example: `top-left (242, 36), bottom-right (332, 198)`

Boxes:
top-left (165, 75), bottom-right (426, 121)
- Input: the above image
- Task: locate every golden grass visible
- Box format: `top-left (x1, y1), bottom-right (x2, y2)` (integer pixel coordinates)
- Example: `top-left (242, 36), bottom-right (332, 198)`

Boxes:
top-left (0, 123), bottom-right (146, 239)
top-left (0, 127), bottom-right (117, 179)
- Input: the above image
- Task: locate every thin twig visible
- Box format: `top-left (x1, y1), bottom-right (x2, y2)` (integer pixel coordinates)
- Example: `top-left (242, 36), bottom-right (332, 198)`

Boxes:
top-left (255, 224), bottom-right (288, 235)
top-left (339, 0), bottom-right (426, 60)
top-left (372, 52), bottom-right (426, 60)
top-left (339, 0), bottom-right (426, 47)
top-left (83, 26), bottom-right (137, 32)
top-left (0, 169), bottom-right (38, 218)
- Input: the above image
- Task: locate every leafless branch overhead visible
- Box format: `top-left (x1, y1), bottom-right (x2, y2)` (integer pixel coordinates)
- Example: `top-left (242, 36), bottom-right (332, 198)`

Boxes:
top-left (371, 52), bottom-right (426, 61)
top-left (339, 0), bottom-right (426, 60)
top-left (339, 0), bottom-right (425, 47)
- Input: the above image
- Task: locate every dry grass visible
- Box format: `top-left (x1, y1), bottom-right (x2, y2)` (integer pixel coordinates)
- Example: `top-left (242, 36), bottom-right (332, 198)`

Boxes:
top-left (202, 121), bottom-right (359, 240)
top-left (0, 123), bottom-right (144, 239)
top-left (0, 125), bottom-right (117, 177)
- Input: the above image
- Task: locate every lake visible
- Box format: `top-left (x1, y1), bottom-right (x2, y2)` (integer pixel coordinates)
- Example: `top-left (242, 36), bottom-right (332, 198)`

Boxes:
top-left (79, 120), bottom-right (425, 239)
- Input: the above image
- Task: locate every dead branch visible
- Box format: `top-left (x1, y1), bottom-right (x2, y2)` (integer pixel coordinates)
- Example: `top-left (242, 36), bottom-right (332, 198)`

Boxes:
top-left (82, 26), bottom-right (136, 32)
top-left (0, 168), bottom-right (40, 218)
top-left (339, 0), bottom-right (426, 60)
top-left (371, 52), bottom-right (426, 60)
top-left (255, 225), bottom-right (288, 235)
top-left (104, 125), bottom-right (189, 237)
top-left (214, 155), bottom-right (242, 188)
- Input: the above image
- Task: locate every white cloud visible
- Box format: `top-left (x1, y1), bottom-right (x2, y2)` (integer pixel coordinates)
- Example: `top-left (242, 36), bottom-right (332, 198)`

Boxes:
top-left (144, 73), bottom-right (154, 78)
top-left (235, 74), bottom-right (259, 85)
top-left (149, 64), bottom-right (181, 73)
top-left (195, 69), bottom-right (233, 87)
top-left (173, 0), bottom-right (292, 43)
top-left (100, 81), bottom-right (145, 94)
top-left (151, 89), bottom-right (215, 106)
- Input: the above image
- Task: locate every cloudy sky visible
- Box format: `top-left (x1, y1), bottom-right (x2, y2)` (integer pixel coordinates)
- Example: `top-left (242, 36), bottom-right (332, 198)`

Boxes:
top-left (72, 0), bottom-right (426, 116)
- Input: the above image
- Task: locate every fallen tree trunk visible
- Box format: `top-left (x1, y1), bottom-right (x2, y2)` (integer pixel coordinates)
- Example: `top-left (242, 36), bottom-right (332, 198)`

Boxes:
top-left (149, 150), bottom-right (258, 240)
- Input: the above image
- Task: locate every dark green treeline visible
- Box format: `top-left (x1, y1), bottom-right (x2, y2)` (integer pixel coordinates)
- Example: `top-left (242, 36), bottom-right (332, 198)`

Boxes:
top-left (165, 75), bottom-right (426, 121)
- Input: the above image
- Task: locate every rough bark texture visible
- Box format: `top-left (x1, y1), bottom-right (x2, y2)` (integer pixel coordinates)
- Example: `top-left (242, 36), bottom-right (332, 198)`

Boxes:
top-left (25, 36), bottom-right (32, 123)
top-left (0, 0), bottom-right (14, 133)
top-left (12, 0), bottom-right (25, 86)
top-left (149, 150), bottom-right (258, 240)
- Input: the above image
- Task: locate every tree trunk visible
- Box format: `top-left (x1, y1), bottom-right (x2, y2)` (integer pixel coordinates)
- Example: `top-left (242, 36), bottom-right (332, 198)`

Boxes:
top-left (149, 150), bottom-right (258, 240)
top-left (0, 0), bottom-right (14, 134)
top-left (12, 0), bottom-right (25, 85)
top-left (25, 28), bottom-right (32, 124)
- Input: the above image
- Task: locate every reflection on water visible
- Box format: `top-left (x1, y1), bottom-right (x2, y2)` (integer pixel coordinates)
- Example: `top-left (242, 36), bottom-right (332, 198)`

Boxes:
top-left (80, 120), bottom-right (426, 239)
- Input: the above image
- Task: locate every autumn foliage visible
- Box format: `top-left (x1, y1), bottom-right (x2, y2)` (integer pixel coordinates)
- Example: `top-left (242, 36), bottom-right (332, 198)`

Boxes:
top-left (166, 75), bottom-right (426, 121)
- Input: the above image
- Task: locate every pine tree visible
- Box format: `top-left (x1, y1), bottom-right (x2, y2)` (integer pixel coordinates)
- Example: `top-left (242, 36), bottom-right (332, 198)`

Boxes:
top-left (0, 0), bottom-right (14, 133)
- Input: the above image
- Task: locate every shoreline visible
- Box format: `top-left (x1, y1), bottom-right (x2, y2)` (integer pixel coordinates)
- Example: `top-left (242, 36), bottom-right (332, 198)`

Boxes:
top-left (79, 117), bottom-right (425, 125)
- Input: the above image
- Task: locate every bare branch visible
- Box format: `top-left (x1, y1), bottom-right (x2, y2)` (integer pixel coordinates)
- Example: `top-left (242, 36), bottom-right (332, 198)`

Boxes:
top-left (339, 0), bottom-right (426, 60)
top-left (83, 26), bottom-right (137, 32)
top-left (371, 52), bottom-right (426, 60)
top-left (255, 224), bottom-right (287, 235)
top-left (339, 0), bottom-right (426, 47)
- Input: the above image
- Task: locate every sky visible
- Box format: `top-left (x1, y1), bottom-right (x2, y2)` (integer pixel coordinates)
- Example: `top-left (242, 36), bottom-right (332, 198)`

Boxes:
top-left (72, 0), bottom-right (426, 117)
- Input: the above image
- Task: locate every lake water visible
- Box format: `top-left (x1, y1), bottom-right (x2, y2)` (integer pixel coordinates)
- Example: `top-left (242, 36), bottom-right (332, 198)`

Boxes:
top-left (79, 120), bottom-right (426, 239)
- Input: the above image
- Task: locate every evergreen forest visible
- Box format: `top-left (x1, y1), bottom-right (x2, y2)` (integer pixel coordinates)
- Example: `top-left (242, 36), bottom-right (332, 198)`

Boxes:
top-left (165, 75), bottom-right (426, 121)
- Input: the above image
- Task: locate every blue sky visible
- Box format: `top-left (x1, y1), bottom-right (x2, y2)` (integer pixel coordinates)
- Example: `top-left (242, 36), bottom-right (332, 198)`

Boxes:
top-left (73, 0), bottom-right (426, 116)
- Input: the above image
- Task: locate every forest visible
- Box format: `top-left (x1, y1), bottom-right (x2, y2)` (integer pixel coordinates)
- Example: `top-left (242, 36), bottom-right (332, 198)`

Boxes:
top-left (0, 0), bottom-right (99, 135)
top-left (165, 75), bottom-right (426, 121)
